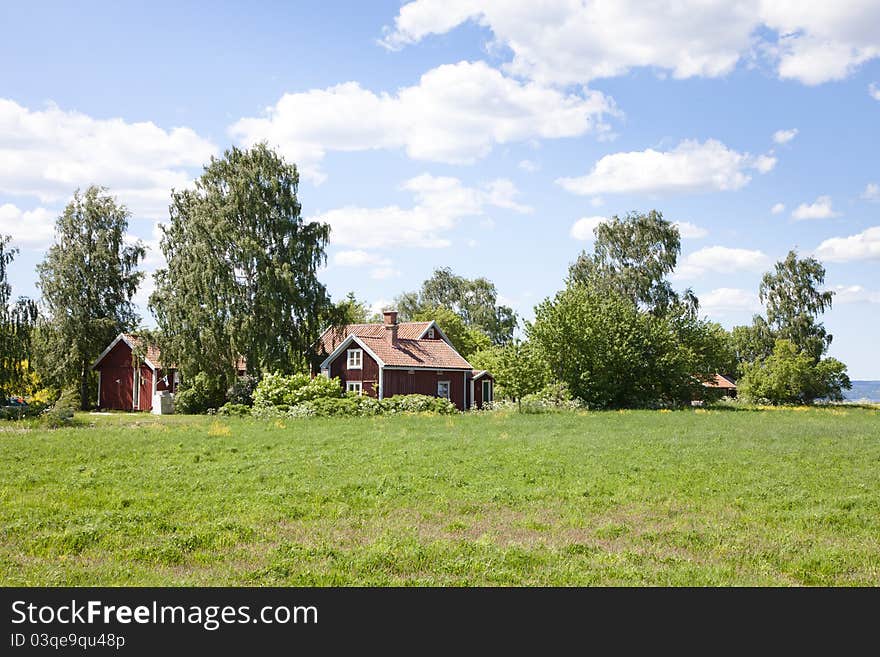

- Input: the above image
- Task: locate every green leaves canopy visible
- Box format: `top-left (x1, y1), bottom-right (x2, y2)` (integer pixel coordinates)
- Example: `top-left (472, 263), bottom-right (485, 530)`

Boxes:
top-left (0, 236), bottom-right (37, 398)
top-left (36, 187), bottom-right (144, 407)
top-left (150, 144), bottom-right (331, 388)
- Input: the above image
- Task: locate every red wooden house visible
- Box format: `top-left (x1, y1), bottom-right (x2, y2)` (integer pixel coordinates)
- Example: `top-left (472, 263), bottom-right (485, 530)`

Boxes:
top-left (316, 311), bottom-right (494, 410)
top-left (91, 333), bottom-right (178, 411)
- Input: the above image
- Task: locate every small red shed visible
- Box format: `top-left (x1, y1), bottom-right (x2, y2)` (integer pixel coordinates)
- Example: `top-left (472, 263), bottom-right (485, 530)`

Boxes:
top-left (91, 333), bottom-right (178, 411)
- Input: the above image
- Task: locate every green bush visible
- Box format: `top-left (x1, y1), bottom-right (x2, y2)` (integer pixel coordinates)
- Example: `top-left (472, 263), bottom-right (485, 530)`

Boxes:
top-left (252, 372), bottom-right (343, 409)
top-left (175, 373), bottom-right (225, 414)
top-left (39, 388), bottom-right (79, 428)
top-left (217, 402), bottom-right (251, 417)
top-left (254, 392), bottom-right (458, 418)
top-left (226, 375), bottom-right (258, 406)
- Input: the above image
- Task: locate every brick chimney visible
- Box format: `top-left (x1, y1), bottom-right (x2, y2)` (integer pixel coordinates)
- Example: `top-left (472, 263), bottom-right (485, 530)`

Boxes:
top-left (383, 310), bottom-right (399, 345)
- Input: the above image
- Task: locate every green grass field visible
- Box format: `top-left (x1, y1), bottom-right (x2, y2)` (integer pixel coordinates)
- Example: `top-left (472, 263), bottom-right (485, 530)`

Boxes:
top-left (1, 406), bottom-right (878, 586)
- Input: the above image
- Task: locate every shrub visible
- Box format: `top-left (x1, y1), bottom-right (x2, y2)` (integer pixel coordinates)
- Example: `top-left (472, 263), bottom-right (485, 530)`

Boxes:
top-left (226, 375), bottom-right (258, 406)
top-left (254, 393), bottom-right (458, 418)
top-left (217, 402), bottom-right (251, 417)
top-left (175, 373), bottom-right (225, 414)
top-left (39, 388), bottom-right (78, 428)
top-left (252, 372), bottom-right (343, 409)
top-left (380, 394), bottom-right (457, 415)
top-left (518, 382), bottom-right (584, 413)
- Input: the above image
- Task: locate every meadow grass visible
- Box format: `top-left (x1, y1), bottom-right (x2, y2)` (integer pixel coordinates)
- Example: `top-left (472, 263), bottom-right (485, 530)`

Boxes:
top-left (1, 406), bottom-right (878, 586)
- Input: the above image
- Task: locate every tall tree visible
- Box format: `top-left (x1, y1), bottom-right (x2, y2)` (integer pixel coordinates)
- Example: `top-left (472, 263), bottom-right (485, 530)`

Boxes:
top-left (568, 210), bottom-right (695, 316)
top-left (0, 236), bottom-right (37, 398)
top-left (412, 306), bottom-right (491, 358)
top-left (395, 267), bottom-right (516, 344)
top-left (36, 187), bottom-right (144, 408)
top-left (759, 250), bottom-right (833, 362)
top-left (151, 144), bottom-right (331, 390)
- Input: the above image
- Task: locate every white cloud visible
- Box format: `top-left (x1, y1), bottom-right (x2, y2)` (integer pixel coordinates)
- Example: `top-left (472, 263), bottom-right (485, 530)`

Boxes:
top-left (380, 2), bottom-right (880, 86)
top-left (862, 183), bottom-right (879, 201)
top-left (831, 284), bottom-right (880, 304)
top-left (0, 98), bottom-right (216, 218)
top-left (569, 216), bottom-right (608, 241)
top-left (674, 221), bottom-right (708, 239)
top-left (791, 195), bottom-right (839, 220)
top-left (675, 246), bottom-right (770, 279)
top-left (369, 298), bottom-right (393, 317)
top-left (772, 128), bottom-right (798, 144)
top-left (518, 159), bottom-right (539, 172)
top-left (815, 226), bottom-right (880, 262)
top-left (0, 203), bottom-right (55, 248)
top-left (557, 139), bottom-right (774, 196)
top-left (700, 287), bottom-right (761, 314)
top-left (308, 174), bottom-right (529, 249)
top-left (229, 61), bottom-right (616, 183)
top-left (870, 83), bottom-right (880, 101)
top-left (771, 202), bottom-right (786, 214)
top-left (333, 250), bottom-right (392, 268)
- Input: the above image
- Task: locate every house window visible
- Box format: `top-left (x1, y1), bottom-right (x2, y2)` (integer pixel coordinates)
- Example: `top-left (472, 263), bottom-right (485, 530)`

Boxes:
top-left (427, 328), bottom-right (435, 339)
top-left (437, 381), bottom-right (450, 399)
top-left (347, 348), bottom-right (363, 369)
top-left (482, 380), bottom-right (493, 404)
top-left (347, 381), bottom-right (363, 396)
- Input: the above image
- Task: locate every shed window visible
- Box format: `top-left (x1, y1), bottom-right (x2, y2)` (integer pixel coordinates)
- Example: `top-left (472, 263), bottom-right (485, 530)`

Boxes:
top-left (427, 328), bottom-right (435, 339)
top-left (347, 381), bottom-right (363, 396)
top-left (347, 348), bottom-right (363, 369)
top-left (437, 381), bottom-right (450, 399)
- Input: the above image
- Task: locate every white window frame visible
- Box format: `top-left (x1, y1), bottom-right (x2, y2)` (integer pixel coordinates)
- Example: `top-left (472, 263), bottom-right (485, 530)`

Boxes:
top-left (346, 381), bottom-right (363, 396)
top-left (347, 348), bottom-right (363, 370)
top-left (437, 380), bottom-right (450, 400)
top-left (133, 368), bottom-right (141, 410)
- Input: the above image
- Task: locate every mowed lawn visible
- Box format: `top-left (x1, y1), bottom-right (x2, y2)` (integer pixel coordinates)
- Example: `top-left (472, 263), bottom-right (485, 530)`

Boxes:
top-left (1, 407), bottom-right (879, 586)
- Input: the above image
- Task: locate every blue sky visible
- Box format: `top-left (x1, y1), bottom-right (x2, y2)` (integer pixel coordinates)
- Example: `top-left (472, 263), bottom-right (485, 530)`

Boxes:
top-left (2, 1), bottom-right (879, 376)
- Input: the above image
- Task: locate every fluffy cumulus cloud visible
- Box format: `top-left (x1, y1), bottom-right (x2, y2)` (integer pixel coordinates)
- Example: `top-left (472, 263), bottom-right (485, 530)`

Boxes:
top-left (831, 284), bottom-right (880, 304)
top-left (0, 99), bottom-right (216, 218)
top-left (569, 215), bottom-right (607, 240)
top-left (557, 139), bottom-right (774, 196)
top-left (380, 1), bottom-right (880, 86)
top-left (699, 287), bottom-right (762, 314)
top-left (814, 226), bottom-right (880, 262)
top-left (673, 221), bottom-right (708, 239)
top-left (791, 195), bottom-right (839, 220)
top-left (308, 173), bottom-right (530, 250)
top-left (862, 183), bottom-right (880, 201)
top-left (771, 202), bottom-right (786, 214)
top-left (870, 83), bottom-right (880, 101)
top-left (772, 128), bottom-right (798, 144)
top-left (675, 245), bottom-right (770, 279)
top-left (332, 250), bottom-right (400, 280)
top-left (229, 61), bottom-right (616, 184)
top-left (0, 203), bottom-right (55, 248)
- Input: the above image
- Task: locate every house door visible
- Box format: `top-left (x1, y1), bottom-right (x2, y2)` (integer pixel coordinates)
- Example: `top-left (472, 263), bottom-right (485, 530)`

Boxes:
top-left (482, 380), bottom-right (492, 406)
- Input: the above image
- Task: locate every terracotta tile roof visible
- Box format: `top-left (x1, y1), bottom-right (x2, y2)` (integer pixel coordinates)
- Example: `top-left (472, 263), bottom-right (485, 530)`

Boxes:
top-left (123, 333), bottom-right (164, 368)
top-left (317, 321), bottom-right (432, 355)
top-left (702, 374), bottom-right (737, 389)
top-left (357, 336), bottom-right (473, 370)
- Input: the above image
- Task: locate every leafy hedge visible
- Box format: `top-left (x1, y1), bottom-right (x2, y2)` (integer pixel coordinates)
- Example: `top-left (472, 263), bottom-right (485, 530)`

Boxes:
top-left (252, 372), bottom-right (343, 410)
top-left (251, 392), bottom-right (458, 418)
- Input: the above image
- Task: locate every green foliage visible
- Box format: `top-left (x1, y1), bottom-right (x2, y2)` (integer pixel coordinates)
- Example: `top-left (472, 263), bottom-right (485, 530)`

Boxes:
top-left (469, 340), bottom-right (550, 403)
top-left (730, 318), bottom-right (775, 374)
top-left (395, 267), bottom-right (516, 344)
top-left (739, 339), bottom-right (852, 405)
top-left (151, 144), bottom-right (332, 391)
top-left (216, 402), bottom-right (251, 417)
top-left (759, 250), bottom-right (834, 362)
top-left (226, 375), bottom-right (258, 406)
top-left (35, 187), bottom-right (144, 409)
top-left (279, 393), bottom-right (458, 418)
top-left (529, 285), bottom-right (727, 408)
top-left (252, 372), bottom-right (343, 411)
top-left (175, 373), bottom-right (226, 415)
top-left (0, 235), bottom-right (37, 398)
top-left (568, 210), bottom-right (695, 316)
top-left (515, 382), bottom-right (583, 414)
top-left (38, 388), bottom-right (80, 428)
top-left (412, 306), bottom-right (491, 358)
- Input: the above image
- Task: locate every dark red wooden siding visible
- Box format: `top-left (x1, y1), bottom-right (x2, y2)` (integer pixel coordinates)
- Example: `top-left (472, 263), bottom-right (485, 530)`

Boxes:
top-left (95, 339), bottom-right (157, 411)
top-left (329, 346), bottom-right (380, 398)
top-left (383, 369), bottom-right (468, 410)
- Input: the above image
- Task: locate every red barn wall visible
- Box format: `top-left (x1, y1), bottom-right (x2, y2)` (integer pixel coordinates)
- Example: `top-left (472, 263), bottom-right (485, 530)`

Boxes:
top-left (384, 369), bottom-right (468, 410)
top-left (329, 346), bottom-right (380, 398)
top-left (95, 339), bottom-right (156, 411)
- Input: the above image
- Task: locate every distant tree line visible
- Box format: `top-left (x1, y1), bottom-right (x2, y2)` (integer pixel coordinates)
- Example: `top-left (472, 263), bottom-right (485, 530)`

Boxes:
top-left (0, 143), bottom-right (851, 413)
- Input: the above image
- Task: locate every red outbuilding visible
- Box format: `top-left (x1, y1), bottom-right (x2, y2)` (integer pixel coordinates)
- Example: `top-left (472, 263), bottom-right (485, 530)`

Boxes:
top-left (316, 311), bottom-right (494, 410)
top-left (91, 333), bottom-right (178, 411)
